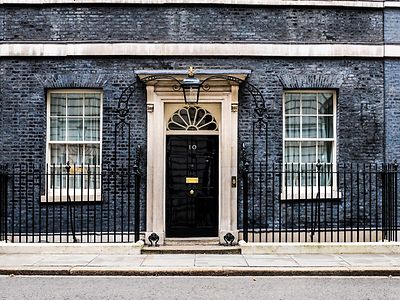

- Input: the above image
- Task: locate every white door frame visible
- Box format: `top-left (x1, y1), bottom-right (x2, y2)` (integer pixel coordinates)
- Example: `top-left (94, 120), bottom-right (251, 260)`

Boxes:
top-left (139, 70), bottom-right (248, 244)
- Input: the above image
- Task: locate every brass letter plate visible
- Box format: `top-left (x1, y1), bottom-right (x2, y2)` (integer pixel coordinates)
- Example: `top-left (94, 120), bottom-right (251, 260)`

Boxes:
top-left (186, 177), bottom-right (199, 184)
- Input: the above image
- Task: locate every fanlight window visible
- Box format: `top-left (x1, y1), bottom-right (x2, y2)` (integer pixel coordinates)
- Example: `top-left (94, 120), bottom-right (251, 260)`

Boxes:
top-left (167, 106), bottom-right (218, 131)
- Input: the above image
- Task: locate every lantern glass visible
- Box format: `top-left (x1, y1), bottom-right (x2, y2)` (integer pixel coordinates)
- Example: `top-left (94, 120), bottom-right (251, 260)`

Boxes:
top-left (181, 77), bottom-right (201, 105)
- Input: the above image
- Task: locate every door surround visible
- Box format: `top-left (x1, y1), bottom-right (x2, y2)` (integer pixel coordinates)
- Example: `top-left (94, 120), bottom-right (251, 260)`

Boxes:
top-left (137, 69), bottom-right (250, 244)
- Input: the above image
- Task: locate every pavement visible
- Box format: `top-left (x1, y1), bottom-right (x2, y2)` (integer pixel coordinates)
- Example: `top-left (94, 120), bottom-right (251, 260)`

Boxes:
top-left (1, 253), bottom-right (400, 276)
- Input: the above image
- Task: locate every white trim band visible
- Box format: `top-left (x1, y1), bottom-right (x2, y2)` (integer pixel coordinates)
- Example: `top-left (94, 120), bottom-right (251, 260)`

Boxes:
top-left (0, 43), bottom-right (387, 58)
top-left (0, 0), bottom-right (388, 8)
top-left (385, 45), bottom-right (400, 57)
top-left (385, 1), bottom-right (400, 7)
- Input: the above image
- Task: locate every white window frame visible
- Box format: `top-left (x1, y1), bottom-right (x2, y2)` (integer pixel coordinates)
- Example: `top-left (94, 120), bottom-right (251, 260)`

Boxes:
top-left (42, 89), bottom-right (103, 203)
top-left (282, 90), bottom-right (339, 200)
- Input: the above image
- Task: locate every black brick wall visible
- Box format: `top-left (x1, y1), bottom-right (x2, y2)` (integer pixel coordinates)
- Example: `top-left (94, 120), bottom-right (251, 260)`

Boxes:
top-left (0, 57), bottom-right (385, 166)
top-left (0, 60), bottom-right (4, 163)
top-left (385, 60), bottom-right (400, 162)
top-left (385, 8), bottom-right (400, 44)
top-left (0, 7), bottom-right (4, 41)
top-left (0, 3), bottom-right (396, 237)
top-left (0, 57), bottom-right (385, 235)
top-left (1, 5), bottom-right (383, 44)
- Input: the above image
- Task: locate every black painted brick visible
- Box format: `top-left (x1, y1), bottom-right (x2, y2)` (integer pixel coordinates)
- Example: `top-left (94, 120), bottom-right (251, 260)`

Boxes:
top-left (0, 57), bottom-right (385, 235)
top-left (1, 5), bottom-right (383, 44)
top-left (385, 60), bottom-right (400, 162)
top-left (385, 9), bottom-right (400, 43)
top-left (0, 57), bottom-right (385, 166)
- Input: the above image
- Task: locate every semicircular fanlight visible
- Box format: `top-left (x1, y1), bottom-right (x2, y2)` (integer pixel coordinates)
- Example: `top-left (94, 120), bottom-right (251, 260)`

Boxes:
top-left (167, 106), bottom-right (218, 131)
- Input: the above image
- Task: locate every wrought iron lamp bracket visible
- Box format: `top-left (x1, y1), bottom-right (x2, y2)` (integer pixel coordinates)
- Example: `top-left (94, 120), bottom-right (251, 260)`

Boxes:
top-left (117, 72), bottom-right (268, 118)
top-left (239, 143), bottom-right (250, 175)
top-left (133, 145), bottom-right (143, 175)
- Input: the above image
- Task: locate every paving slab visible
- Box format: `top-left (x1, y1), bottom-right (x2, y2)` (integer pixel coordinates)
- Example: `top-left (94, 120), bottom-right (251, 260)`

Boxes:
top-left (383, 254), bottom-right (400, 266)
top-left (244, 254), bottom-right (299, 267)
top-left (291, 254), bottom-right (350, 267)
top-left (339, 254), bottom-right (400, 267)
top-left (87, 255), bottom-right (145, 267)
top-left (34, 254), bottom-right (97, 266)
top-left (0, 254), bottom-right (45, 266)
top-left (141, 254), bottom-right (195, 267)
top-left (195, 254), bottom-right (248, 267)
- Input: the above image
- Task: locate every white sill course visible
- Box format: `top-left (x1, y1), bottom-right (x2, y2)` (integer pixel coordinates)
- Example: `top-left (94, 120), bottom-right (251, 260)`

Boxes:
top-left (0, 241), bottom-right (144, 255)
top-left (239, 240), bottom-right (400, 255)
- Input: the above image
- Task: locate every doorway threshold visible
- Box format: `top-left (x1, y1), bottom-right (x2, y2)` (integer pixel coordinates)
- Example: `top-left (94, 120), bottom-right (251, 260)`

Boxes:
top-left (142, 238), bottom-right (240, 254)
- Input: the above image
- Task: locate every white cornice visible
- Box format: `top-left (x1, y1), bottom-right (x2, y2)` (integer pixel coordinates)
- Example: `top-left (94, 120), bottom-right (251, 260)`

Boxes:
top-left (385, 1), bottom-right (400, 7)
top-left (385, 45), bottom-right (400, 57)
top-left (0, 0), bottom-right (389, 8)
top-left (0, 43), bottom-right (387, 57)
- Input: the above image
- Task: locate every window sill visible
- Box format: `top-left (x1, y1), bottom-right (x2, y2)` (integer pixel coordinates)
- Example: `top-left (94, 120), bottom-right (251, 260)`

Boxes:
top-left (281, 189), bottom-right (341, 201)
top-left (41, 190), bottom-right (102, 203)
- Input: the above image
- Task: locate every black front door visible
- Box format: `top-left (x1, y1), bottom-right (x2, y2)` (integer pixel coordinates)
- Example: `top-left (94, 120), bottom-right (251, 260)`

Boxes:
top-left (166, 135), bottom-right (219, 237)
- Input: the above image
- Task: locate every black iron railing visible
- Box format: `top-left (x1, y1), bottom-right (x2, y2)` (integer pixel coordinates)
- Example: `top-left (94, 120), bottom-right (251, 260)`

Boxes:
top-left (0, 166), bottom-right (8, 241)
top-left (240, 162), bottom-right (399, 243)
top-left (0, 163), bottom-right (142, 243)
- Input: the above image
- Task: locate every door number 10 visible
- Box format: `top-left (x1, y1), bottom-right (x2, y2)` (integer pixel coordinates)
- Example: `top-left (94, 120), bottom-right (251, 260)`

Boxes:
top-left (188, 144), bottom-right (197, 150)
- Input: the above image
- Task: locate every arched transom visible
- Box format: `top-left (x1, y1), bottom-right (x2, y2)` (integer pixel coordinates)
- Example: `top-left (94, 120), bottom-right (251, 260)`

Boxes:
top-left (167, 106), bottom-right (218, 131)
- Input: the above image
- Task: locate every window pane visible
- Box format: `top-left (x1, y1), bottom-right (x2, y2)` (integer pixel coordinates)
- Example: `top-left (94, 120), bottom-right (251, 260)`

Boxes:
top-left (50, 144), bottom-right (66, 165)
top-left (68, 144), bottom-right (83, 165)
top-left (84, 119), bottom-right (100, 141)
top-left (67, 118), bottom-right (83, 141)
top-left (302, 116), bottom-right (317, 138)
top-left (285, 116), bottom-right (300, 138)
top-left (301, 164), bottom-right (316, 187)
top-left (178, 108), bottom-right (190, 125)
top-left (285, 162), bottom-right (300, 187)
top-left (50, 118), bottom-right (66, 141)
top-left (84, 93), bottom-right (101, 116)
top-left (50, 166), bottom-right (66, 189)
top-left (285, 93), bottom-right (300, 115)
top-left (85, 145), bottom-right (100, 165)
top-left (319, 116), bottom-right (333, 138)
top-left (301, 142), bottom-right (316, 164)
top-left (285, 142), bottom-right (300, 163)
top-left (318, 93), bottom-right (333, 114)
top-left (50, 94), bottom-right (66, 116)
top-left (86, 166), bottom-right (101, 189)
top-left (319, 162), bottom-right (333, 186)
top-left (302, 93), bottom-right (317, 115)
top-left (67, 94), bottom-right (83, 116)
top-left (318, 141), bottom-right (333, 163)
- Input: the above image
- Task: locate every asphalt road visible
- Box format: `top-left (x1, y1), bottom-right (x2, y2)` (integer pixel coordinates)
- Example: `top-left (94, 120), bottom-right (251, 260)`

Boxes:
top-left (0, 275), bottom-right (399, 300)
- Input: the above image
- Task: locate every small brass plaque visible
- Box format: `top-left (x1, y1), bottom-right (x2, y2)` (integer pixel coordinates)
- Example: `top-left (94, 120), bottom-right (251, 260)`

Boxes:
top-left (186, 177), bottom-right (199, 184)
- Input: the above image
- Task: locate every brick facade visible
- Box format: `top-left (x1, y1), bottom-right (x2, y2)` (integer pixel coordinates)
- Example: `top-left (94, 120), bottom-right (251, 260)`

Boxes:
top-left (1, 6), bottom-right (383, 43)
top-left (0, 57), bottom-right (385, 165)
top-left (0, 3), bottom-right (399, 238)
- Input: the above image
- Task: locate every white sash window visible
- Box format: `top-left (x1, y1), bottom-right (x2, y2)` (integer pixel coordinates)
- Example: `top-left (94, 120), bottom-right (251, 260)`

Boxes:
top-left (44, 90), bottom-right (102, 202)
top-left (283, 90), bottom-right (337, 199)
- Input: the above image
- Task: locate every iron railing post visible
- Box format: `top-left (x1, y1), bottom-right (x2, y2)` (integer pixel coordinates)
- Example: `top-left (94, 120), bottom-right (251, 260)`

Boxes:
top-left (240, 143), bottom-right (250, 243)
top-left (382, 163), bottom-right (388, 241)
top-left (0, 166), bottom-right (9, 242)
top-left (65, 162), bottom-right (77, 243)
top-left (242, 163), bottom-right (249, 243)
top-left (133, 145), bottom-right (142, 243)
top-left (394, 161), bottom-right (398, 241)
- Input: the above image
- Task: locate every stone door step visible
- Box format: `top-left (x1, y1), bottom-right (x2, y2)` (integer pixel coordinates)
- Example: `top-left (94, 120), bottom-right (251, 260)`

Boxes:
top-left (164, 237), bottom-right (220, 246)
top-left (141, 245), bottom-right (241, 255)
